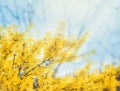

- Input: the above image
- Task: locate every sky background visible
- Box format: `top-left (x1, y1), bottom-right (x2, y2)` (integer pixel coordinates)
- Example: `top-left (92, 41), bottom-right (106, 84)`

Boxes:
top-left (0, 0), bottom-right (120, 76)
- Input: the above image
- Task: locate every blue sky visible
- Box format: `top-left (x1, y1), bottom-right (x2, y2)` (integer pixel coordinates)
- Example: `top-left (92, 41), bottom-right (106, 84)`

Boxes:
top-left (0, 0), bottom-right (120, 76)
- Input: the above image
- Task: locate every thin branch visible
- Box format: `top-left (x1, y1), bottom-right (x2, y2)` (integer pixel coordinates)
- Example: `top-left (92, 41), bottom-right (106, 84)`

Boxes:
top-left (52, 63), bottom-right (61, 78)
top-left (12, 54), bottom-right (16, 69)
top-left (22, 43), bottom-right (25, 57)
top-left (23, 61), bottom-right (45, 76)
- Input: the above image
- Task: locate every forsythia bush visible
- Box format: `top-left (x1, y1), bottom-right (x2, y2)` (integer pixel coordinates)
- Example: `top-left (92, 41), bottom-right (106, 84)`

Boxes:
top-left (0, 25), bottom-right (120, 91)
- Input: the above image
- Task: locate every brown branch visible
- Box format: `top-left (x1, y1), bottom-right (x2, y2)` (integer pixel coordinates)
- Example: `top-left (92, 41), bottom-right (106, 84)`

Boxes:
top-left (12, 54), bottom-right (16, 69)
top-left (22, 43), bottom-right (25, 57)
top-left (23, 61), bottom-right (45, 76)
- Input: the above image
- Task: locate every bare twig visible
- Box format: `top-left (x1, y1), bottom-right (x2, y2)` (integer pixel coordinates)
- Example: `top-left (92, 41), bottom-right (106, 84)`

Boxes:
top-left (52, 63), bottom-right (61, 78)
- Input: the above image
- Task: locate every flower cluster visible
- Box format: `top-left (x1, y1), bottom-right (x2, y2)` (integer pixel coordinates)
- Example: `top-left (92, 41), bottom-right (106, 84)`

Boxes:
top-left (0, 25), bottom-right (120, 91)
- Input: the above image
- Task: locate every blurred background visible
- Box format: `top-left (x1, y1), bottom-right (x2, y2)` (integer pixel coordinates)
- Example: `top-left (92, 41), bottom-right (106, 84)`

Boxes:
top-left (0, 0), bottom-right (120, 76)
